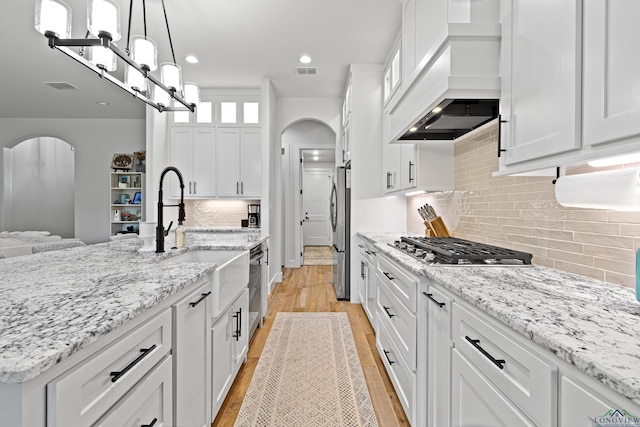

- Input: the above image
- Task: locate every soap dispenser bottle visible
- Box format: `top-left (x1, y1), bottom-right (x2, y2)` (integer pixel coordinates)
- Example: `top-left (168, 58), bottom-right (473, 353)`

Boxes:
top-left (175, 221), bottom-right (186, 248)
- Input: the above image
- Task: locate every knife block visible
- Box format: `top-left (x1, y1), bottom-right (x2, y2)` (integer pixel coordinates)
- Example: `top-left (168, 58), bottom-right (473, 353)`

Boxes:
top-left (424, 217), bottom-right (452, 237)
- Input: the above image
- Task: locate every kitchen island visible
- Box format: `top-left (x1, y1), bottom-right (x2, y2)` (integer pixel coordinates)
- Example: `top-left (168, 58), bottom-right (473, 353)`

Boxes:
top-left (360, 231), bottom-right (640, 426)
top-left (0, 231), bottom-right (266, 426)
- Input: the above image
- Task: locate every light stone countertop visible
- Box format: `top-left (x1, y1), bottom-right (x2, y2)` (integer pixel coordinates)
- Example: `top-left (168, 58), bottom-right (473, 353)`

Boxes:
top-left (0, 232), bottom-right (268, 384)
top-left (359, 232), bottom-right (640, 405)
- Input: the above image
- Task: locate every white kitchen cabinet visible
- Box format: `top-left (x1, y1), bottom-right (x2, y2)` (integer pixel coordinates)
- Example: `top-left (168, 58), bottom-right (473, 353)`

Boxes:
top-left (211, 288), bottom-right (249, 420)
top-left (499, 0), bottom-right (581, 166)
top-left (424, 286), bottom-right (452, 427)
top-left (94, 355), bottom-right (173, 427)
top-left (402, 143), bottom-right (454, 193)
top-left (173, 281), bottom-right (212, 427)
top-left (451, 349), bottom-right (535, 426)
top-left (47, 310), bottom-right (172, 427)
top-left (167, 127), bottom-right (216, 198)
top-left (215, 128), bottom-right (261, 198)
top-left (382, 143), bottom-right (402, 194)
top-left (358, 240), bottom-right (377, 329)
top-left (583, 0), bottom-right (640, 149)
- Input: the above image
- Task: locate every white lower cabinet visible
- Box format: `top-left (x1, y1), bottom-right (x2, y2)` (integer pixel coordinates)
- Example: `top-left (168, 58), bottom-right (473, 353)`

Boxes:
top-left (94, 355), bottom-right (173, 427)
top-left (47, 310), bottom-right (172, 427)
top-left (451, 349), bottom-right (535, 426)
top-left (211, 288), bottom-right (249, 419)
top-left (173, 282), bottom-right (212, 427)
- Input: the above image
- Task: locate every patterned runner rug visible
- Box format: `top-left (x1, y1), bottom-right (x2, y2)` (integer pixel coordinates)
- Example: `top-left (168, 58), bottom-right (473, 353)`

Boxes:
top-left (234, 312), bottom-right (378, 427)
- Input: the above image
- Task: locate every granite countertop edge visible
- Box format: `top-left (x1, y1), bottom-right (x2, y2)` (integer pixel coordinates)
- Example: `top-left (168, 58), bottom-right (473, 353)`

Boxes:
top-left (358, 232), bottom-right (640, 405)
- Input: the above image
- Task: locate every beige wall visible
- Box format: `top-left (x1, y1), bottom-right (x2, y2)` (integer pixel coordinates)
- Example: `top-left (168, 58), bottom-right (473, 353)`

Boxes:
top-left (183, 199), bottom-right (260, 227)
top-left (408, 125), bottom-right (640, 288)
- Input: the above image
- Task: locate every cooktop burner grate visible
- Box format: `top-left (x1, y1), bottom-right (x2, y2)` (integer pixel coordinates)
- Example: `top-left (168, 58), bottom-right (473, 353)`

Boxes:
top-left (400, 236), bottom-right (533, 265)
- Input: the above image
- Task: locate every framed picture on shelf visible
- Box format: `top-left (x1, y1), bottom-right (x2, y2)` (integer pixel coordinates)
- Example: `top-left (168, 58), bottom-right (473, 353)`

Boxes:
top-left (112, 153), bottom-right (133, 171)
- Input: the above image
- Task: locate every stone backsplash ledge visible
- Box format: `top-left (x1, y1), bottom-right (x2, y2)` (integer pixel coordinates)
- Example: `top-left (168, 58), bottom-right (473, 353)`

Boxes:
top-left (408, 124), bottom-right (640, 288)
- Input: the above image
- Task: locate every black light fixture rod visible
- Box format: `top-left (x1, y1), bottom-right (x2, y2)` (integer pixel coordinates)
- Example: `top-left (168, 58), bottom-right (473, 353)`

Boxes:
top-left (126, 0), bottom-right (133, 51)
top-left (142, 0), bottom-right (148, 37)
top-left (161, 0), bottom-right (177, 64)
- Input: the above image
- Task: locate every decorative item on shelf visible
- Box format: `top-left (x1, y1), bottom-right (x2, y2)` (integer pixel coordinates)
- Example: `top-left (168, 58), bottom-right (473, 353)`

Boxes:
top-left (133, 192), bottom-right (142, 204)
top-left (112, 153), bottom-right (133, 171)
top-left (118, 175), bottom-right (130, 188)
top-left (34, 0), bottom-right (200, 113)
top-left (134, 150), bottom-right (146, 172)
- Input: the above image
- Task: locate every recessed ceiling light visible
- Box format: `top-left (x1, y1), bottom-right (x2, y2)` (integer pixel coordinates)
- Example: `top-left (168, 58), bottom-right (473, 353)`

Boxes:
top-left (409, 127), bottom-right (418, 132)
top-left (312, 150), bottom-right (319, 155)
top-left (432, 106), bottom-right (443, 113)
top-left (96, 101), bottom-right (110, 106)
top-left (299, 55), bottom-right (312, 64)
top-left (184, 55), bottom-right (199, 64)
top-left (313, 156), bottom-right (319, 161)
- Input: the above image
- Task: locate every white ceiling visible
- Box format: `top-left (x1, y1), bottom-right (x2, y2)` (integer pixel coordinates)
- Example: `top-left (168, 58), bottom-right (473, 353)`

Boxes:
top-left (0, 0), bottom-right (401, 119)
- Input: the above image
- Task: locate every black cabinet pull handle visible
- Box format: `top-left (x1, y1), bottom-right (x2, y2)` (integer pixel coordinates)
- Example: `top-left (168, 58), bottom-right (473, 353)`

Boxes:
top-left (190, 291), bottom-right (211, 307)
top-left (465, 336), bottom-right (506, 369)
top-left (422, 291), bottom-right (445, 308)
top-left (365, 250), bottom-right (377, 256)
top-left (266, 247), bottom-right (269, 265)
top-left (232, 308), bottom-right (242, 341)
top-left (408, 161), bottom-right (414, 183)
top-left (497, 114), bottom-right (507, 158)
top-left (383, 306), bottom-right (395, 318)
top-left (141, 418), bottom-right (158, 427)
top-left (383, 349), bottom-right (395, 365)
top-left (383, 271), bottom-right (394, 281)
top-left (358, 244), bottom-right (364, 248)
top-left (110, 344), bottom-right (157, 382)
top-left (360, 261), bottom-right (366, 279)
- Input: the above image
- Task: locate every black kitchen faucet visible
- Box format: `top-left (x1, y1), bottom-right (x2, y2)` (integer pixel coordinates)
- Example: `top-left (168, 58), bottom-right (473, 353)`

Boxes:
top-left (156, 166), bottom-right (186, 253)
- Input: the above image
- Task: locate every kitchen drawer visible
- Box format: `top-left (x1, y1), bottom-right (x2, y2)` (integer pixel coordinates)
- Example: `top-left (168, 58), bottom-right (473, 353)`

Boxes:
top-left (378, 279), bottom-right (416, 370)
top-left (377, 254), bottom-right (418, 313)
top-left (94, 355), bottom-right (173, 427)
top-left (452, 303), bottom-right (555, 427)
top-left (376, 312), bottom-right (416, 425)
top-left (358, 241), bottom-right (377, 264)
top-left (47, 309), bottom-right (172, 427)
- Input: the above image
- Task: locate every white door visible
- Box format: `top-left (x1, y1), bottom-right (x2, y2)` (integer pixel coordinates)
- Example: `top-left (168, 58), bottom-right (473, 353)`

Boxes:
top-left (303, 169), bottom-right (332, 246)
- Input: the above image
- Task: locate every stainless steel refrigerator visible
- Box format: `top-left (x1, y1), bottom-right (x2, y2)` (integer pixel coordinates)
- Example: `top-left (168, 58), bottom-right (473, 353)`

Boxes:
top-left (330, 165), bottom-right (350, 300)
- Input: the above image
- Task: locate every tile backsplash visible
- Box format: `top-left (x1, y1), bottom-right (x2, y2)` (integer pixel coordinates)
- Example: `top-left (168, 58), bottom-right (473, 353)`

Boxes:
top-left (408, 124), bottom-right (640, 288)
top-left (183, 199), bottom-right (260, 227)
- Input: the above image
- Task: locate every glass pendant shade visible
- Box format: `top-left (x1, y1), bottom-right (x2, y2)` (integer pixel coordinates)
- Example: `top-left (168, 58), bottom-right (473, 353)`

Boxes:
top-left (183, 83), bottom-right (200, 106)
top-left (35, 0), bottom-right (72, 39)
top-left (160, 63), bottom-right (182, 91)
top-left (87, 46), bottom-right (117, 71)
top-left (130, 36), bottom-right (157, 71)
top-left (87, 0), bottom-right (121, 41)
top-left (152, 84), bottom-right (170, 106)
top-left (125, 65), bottom-right (147, 92)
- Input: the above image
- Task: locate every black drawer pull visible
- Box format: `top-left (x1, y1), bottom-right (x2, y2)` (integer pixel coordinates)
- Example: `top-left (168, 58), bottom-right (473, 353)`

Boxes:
top-left (190, 291), bottom-right (212, 307)
top-left (358, 244), bottom-right (364, 248)
top-left (141, 418), bottom-right (158, 427)
top-left (365, 250), bottom-right (377, 256)
top-left (383, 349), bottom-right (395, 365)
top-left (383, 306), bottom-right (395, 318)
top-left (422, 291), bottom-right (445, 308)
top-left (465, 336), bottom-right (506, 369)
top-left (110, 344), bottom-right (157, 382)
top-left (383, 271), bottom-right (394, 281)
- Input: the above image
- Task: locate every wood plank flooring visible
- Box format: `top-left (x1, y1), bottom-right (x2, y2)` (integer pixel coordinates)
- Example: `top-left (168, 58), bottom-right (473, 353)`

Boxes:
top-left (212, 265), bottom-right (410, 427)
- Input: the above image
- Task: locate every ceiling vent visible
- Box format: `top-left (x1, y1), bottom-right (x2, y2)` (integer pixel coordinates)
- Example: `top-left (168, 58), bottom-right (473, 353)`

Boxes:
top-left (43, 82), bottom-right (79, 90)
top-left (295, 67), bottom-right (318, 75)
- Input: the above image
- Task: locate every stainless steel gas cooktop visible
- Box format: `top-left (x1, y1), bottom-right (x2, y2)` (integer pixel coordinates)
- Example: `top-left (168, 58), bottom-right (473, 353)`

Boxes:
top-left (391, 236), bottom-right (533, 266)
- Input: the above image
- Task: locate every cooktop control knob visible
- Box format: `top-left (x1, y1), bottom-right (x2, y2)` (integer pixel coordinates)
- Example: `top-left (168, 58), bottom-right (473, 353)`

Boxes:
top-left (415, 249), bottom-right (425, 257)
top-left (406, 244), bottom-right (415, 253)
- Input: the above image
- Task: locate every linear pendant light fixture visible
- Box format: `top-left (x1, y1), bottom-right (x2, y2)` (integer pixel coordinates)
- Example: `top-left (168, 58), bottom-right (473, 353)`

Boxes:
top-left (35, 0), bottom-right (199, 113)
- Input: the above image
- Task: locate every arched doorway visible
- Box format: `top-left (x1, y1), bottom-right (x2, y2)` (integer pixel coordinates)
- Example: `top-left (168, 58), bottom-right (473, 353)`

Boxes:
top-left (3, 137), bottom-right (75, 237)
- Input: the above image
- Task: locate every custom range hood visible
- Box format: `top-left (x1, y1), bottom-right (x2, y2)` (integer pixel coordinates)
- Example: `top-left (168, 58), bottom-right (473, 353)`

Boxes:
top-left (397, 99), bottom-right (498, 141)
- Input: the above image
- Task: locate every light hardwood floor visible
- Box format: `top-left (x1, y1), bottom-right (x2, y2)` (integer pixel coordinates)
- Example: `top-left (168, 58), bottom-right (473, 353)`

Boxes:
top-left (212, 265), bottom-right (410, 426)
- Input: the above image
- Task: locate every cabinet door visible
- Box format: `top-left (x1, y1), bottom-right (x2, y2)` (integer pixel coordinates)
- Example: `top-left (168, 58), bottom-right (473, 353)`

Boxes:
top-left (192, 128), bottom-right (216, 197)
top-left (358, 255), bottom-right (367, 307)
top-left (168, 128), bottom-right (194, 198)
top-left (500, 0), bottom-right (581, 165)
top-left (240, 128), bottom-right (262, 197)
top-left (426, 287), bottom-right (452, 427)
top-left (365, 257), bottom-right (377, 329)
top-left (211, 312), bottom-right (233, 415)
top-left (560, 377), bottom-right (613, 427)
top-left (383, 142), bottom-right (402, 193)
top-left (216, 128), bottom-right (242, 197)
top-left (451, 350), bottom-right (535, 426)
top-left (233, 289), bottom-right (249, 366)
top-left (583, 0), bottom-right (640, 148)
top-left (173, 283), bottom-right (212, 427)
top-left (400, 144), bottom-right (417, 190)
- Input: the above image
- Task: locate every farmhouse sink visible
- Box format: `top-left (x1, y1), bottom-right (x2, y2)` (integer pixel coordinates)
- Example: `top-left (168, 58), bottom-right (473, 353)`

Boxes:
top-left (162, 250), bottom-right (249, 316)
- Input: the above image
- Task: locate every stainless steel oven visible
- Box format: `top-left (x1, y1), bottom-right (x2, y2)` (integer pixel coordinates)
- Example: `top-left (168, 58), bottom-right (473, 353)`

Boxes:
top-left (248, 244), bottom-right (264, 339)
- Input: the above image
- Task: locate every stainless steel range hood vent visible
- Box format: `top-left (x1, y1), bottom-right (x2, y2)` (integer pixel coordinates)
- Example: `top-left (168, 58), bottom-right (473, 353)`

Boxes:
top-left (398, 99), bottom-right (498, 141)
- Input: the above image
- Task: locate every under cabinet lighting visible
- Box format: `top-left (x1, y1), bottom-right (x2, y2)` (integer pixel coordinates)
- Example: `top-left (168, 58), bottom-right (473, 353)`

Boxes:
top-left (588, 152), bottom-right (640, 167)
